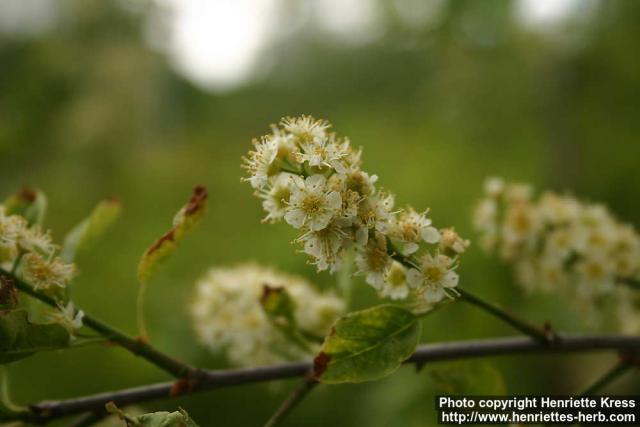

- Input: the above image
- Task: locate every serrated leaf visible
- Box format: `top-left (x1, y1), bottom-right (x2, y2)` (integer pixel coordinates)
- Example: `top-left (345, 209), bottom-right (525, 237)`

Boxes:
top-left (0, 309), bottom-right (70, 364)
top-left (3, 188), bottom-right (47, 226)
top-left (313, 304), bottom-right (420, 384)
top-left (137, 186), bottom-right (207, 284)
top-left (61, 198), bottom-right (122, 262)
top-left (107, 402), bottom-right (200, 426)
top-left (429, 361), bottom-right (506, 395)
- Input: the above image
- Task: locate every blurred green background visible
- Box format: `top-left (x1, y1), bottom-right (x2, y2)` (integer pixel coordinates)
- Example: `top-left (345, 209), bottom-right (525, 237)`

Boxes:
top-left (1, 0), bottom-right (639, 425)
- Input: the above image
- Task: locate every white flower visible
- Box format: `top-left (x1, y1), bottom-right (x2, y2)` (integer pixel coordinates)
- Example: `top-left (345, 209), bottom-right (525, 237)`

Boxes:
top-left (439, 228), bottom-right (470, 255)
top-left (297, 133), bottom-right (351, 173)
top-left (0, 207), bottom-right (25, 263)
top-left (244, 116), bottom-right (469, 309)
top-left (258, 173), bottom-right (294, 223)
top-left (358, 190), bottom-right (394, 233)
top-left (190, 263), bottom-right (344, 367)
top-left (355, 232), bottom-right (391, 289)
top-left (474, 177), bottom-right (640, 333)
top-left (285, 174), bottom-right (342, 231)
top-left (281, 116), bottom-right (330, 144)
top-left (297, 222), bottom-right (347, 272)
top-left (241, 137), bottom-right (279, 189)
top-left (21, 252), bottom-right (75, 290)
top-left (575, 255), bottom-right (616, 297)
top-left (49, 302), bottom-right (84, 336)
top-left (380, 261), bottom-right (410, 300)
top-left (389, 208), bottom-right (440, 255)
top-left (17, 226), bottom-right (57, 255)
top-left (484, 177), bottom-right (504, 197)
top-left (538, 193), bottom-right (580, 225)
top-left (407, 253), bottom-right (459, 304)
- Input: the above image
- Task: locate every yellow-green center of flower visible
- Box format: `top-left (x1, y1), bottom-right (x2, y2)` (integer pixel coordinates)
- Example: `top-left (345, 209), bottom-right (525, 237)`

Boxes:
top-left (425, 266), bottom-right (444, 282)
top-left (302, 195), bottom-right (323, 215)
top-left (386, 265), bottom-right (406, 287)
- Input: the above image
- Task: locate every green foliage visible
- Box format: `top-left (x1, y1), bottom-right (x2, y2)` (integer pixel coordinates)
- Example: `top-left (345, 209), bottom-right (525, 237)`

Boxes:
top-left (61, 198), bottom-right (122, 262)
top-left (430, 361), bottom-right (506, 395)
top-left (106, 402), bottom-right (200, 427)
top-left (313, 305), bottom-right (420, 384)
top-left (3, 188), bottom-right (47, 227)
top-left (137, 186), bottom-right (207, 284)
top-left (0, 309), bottom-right (70, 364)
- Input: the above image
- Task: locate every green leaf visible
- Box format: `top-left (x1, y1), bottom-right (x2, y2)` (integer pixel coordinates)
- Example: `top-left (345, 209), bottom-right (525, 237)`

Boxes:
top-left (0, 309), bottom-right (71, 364)
top-left (313, 304), bottom-right (420, 384)
top-left (429, 361), bottom-right (506, 395)
top-left (137, 186), bottom-right (207, 284)
top-left (260, 285), bottom-right (311, 352)
top-left (106, 402), bottom-right (200, 426)
top-left (3, 188), bottom-right (47, 226)
top-left (61, 198), bottom-right (122, 262)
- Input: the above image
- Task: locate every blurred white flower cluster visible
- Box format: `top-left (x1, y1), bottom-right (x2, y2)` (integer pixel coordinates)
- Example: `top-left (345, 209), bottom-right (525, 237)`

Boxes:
top-left (0, 205), bottom-right (75, 291)
top-left (473, 177), bottom-right (640, 333)
top-left (190, 263), bottom-right (344, 367)
top-left (242, 116), bottom-right (469, 306)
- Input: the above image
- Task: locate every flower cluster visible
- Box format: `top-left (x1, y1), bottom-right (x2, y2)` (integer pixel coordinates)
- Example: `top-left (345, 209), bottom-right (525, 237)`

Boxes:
top-left (473, 177), bottom-right (640, 332)
top-left (0, 205), bottom-right (75, 291)
top-left (190, 263), bottom-right (344, 367)
top-left (243, 116), bottom-right (469, 307)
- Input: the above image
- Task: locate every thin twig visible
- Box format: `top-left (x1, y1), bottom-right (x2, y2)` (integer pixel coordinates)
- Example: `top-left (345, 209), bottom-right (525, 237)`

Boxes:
top-left (2, 269), bottom-right (200, 380)
top-left (263, 377), bottom-right (317, 427)
top-left (384, 242), bottom-right (551, 344)
top-left (8, 334), bottom-right (640, 424)
top-left (457, 287), bottom-right (554, 344)
top-left (580, 361), bottom-right (633, 396)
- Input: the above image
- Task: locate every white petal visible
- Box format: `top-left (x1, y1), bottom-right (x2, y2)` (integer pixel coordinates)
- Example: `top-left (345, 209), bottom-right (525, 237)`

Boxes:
top-left (366, 272), bottom-right (384, 290)
top-left (284, 209), bottom-right (306, 229)
top-left (442, 271), bottom-right (459, 288)
top-left (309, 211), bottom-right (332, 231)
top-left (330, 160), bottom-right (347, 174)
top-left (424, 286), bottom-right (444, 303)
top-left (406, 269), bottom-right (423, 288)
top-left (290, 175), bottom-right (305, 190)
top-left (306, 174), bottom-right (326, 192)
top-left (386, 285), bottom-right (409, 300)
top-left (402, 242), bottom-right (419, 256)
top-left (422, 227), bottom-right (441, 244)
top-left (355, 227), bottom-right (369, 246)
top-left (326, 191), bottom-right (342, 210)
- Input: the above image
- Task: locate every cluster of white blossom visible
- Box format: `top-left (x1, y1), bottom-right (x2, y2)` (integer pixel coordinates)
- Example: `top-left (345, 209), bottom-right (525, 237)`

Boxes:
top-left (242, 116), bottom-right (469, 307)
top-left (473, 177), bottom-right (640, 332)
top-left (0, 205), bottom-right (75, 291)
top-left (190, 263), bottom-right (345, 367)
top-left (0, 203), bottom-right (82, 334)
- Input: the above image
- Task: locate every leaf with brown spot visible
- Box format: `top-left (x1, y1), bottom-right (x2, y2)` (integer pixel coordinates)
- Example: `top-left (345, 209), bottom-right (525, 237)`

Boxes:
top-left (313, 304), bottom-right (420, 384)
top-left (3, 187), bottom-right (47, 226)
top-left (137, 186), bottom-right (208, 284)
